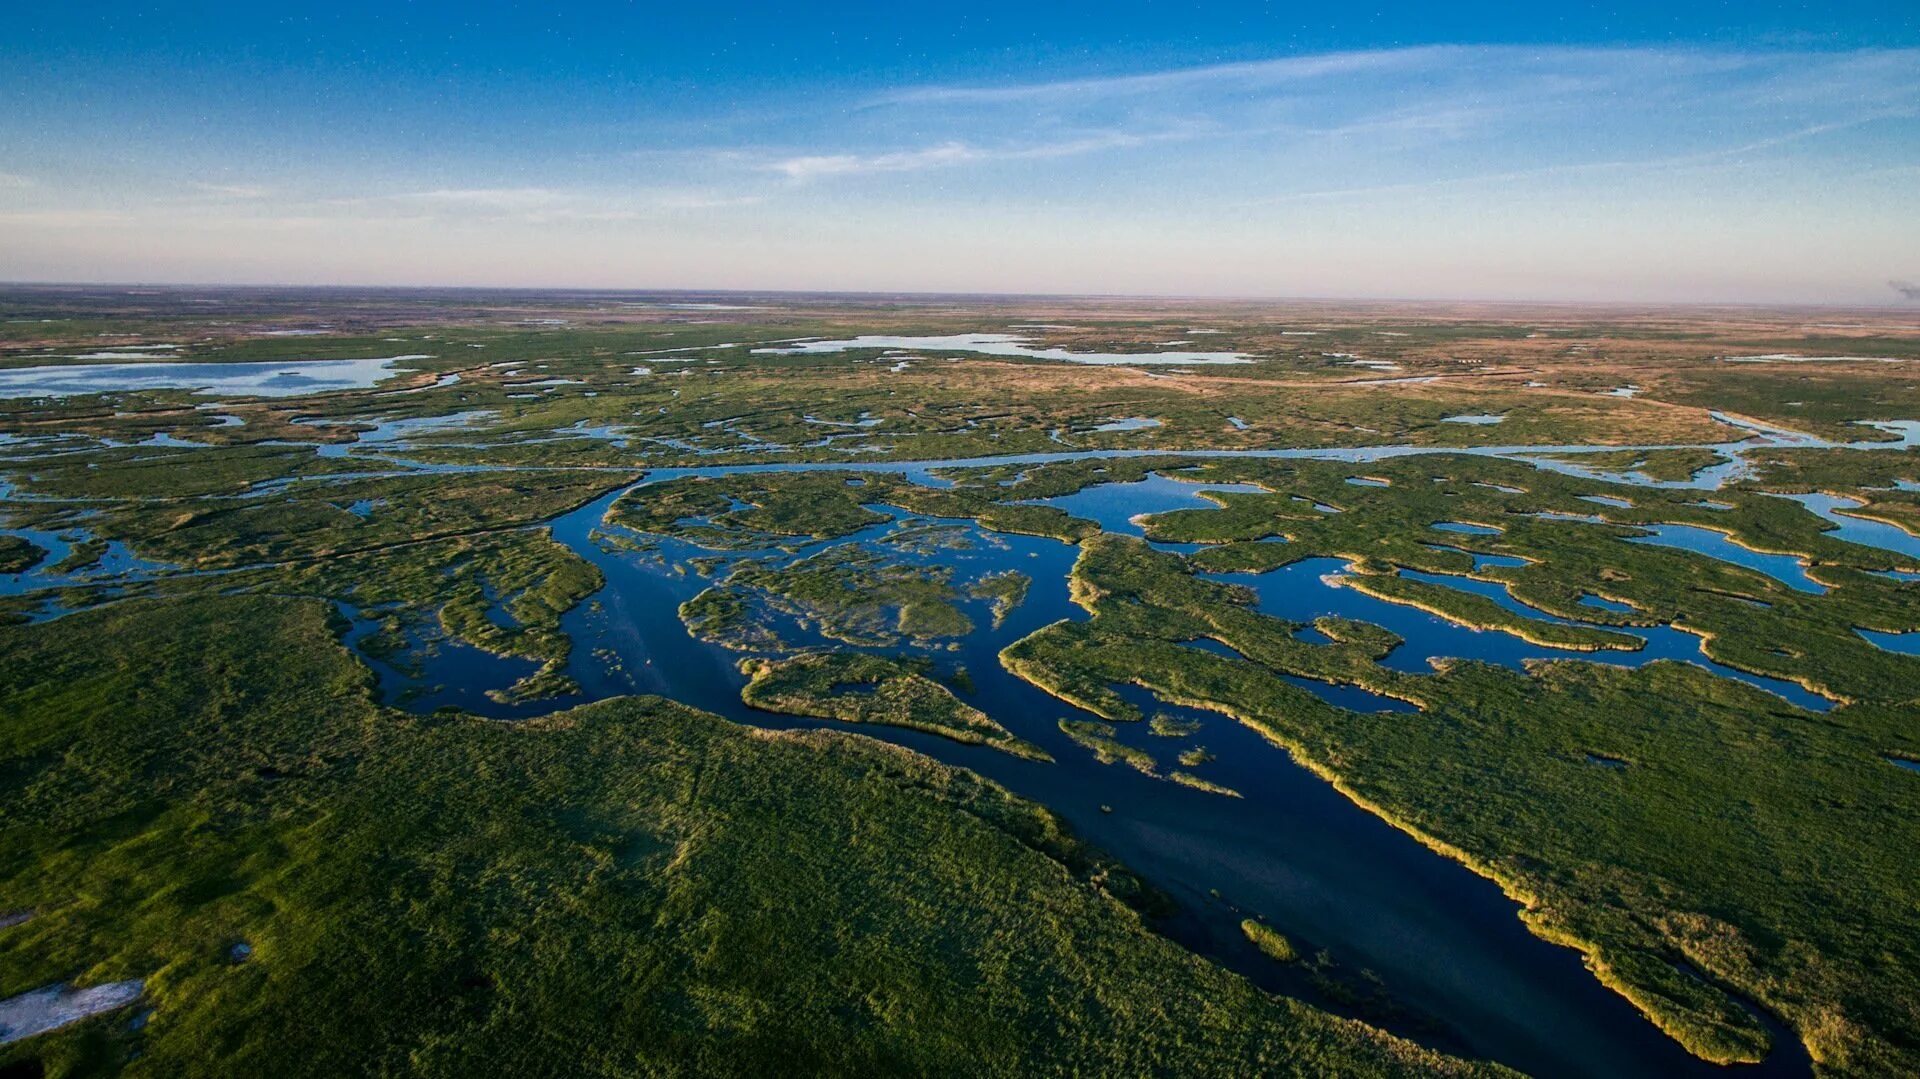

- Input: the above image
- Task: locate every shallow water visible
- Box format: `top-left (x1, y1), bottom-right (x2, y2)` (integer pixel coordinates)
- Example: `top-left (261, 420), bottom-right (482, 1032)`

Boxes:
top-left (1578, 593), bottom-right (1635, 613)
top-left (1773, 492), bottom-right (1920, 562)
top-left (340, 483), bottom-right (1811, 1078)
top-left (11, 417), bottom-right (1898, 1076)
top-left (1089, 416), bottom-right (1162, 432)
top-left (752, 333), bottom-right (1253, 366)
top-left (1856, 628), bottom-right (1920, 656)
top-left (1626, 524), bottom-right (1827, 595)
top-left (1021, 474), bottom-right (1268, 540)
top-left (0, 356), bottom-right (427, 398)
top-left (0, 524), bottom-right (172, 598)
top-left (1218, 559), bottom-right (1829, 711)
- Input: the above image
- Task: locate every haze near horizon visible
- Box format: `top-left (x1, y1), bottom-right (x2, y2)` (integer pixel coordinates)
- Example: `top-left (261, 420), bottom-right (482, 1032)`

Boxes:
top-left (2, 2), bottom-right (1917, 303)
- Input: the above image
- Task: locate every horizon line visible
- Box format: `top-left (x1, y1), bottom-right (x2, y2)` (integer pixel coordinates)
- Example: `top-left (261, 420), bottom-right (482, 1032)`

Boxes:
top-left (3, 279), bottom-right (1917, 314)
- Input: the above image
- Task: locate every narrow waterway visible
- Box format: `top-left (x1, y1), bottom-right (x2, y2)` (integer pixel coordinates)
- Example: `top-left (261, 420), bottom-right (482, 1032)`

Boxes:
top-left (331, 474), bottom-right (1823, 1078)
top-left (7, 416), bottom-right (1912, 1074)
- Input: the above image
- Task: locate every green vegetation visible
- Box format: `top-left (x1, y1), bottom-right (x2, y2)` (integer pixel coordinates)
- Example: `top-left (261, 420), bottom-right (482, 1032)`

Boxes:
top-left (1058, 719), bottom-right (1157, 775)
top-left (0, 594), bottom-right (1494, 1078)
top-left (1244, 920), bottom-right (1300, 963)
top-left (3, 461), bottom-right (632, 573)
top-left (1543, 448), bottom-right (1727, 482)
top-left (967, 569), bottom-right (1030, 628)
top-left (610, 473), bottom-right (1098, 547)
top-left (739, 652), bottom-right (1049, 760)
top-left (1150, 712), bottom-right (1203, 737)
top-left (1331, 572), bottom-right (1644, 651)
top-left (1135, 453), bottom-right (1920, 705)
top-left (47, 538), bottom-right (108, 575)
top-left (1179, 745), bottom-right (1216, 767)
top-left (8, 292), bottom-right (1920, 1077)
top-left (682, 545), bottom-right (974, 650)
top-left (1003, 533), bottom-right (1920, 1071)
top-left (1171, 771), bottom-right (1243, 798)
top-left (0, 534), bottom-right (43, 574)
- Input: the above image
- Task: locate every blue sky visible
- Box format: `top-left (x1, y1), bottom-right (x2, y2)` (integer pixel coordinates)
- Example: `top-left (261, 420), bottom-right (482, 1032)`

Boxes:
top-left (2, 3), bottom-right (1916, 302)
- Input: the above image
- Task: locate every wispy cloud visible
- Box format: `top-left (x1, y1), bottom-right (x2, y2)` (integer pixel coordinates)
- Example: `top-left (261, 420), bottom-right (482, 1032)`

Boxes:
top-left (192, 181), bottom-right (270, 199)
top-left (0, 172), bottom-right (33, 190)
top-left (315, 185), bottom-right (760, 222)
top-left (757, 45), bottom-right (1920, 199)
top-left (874, 47), bottom-right (1461, 107)
top-left (0, 209), bottom-right (130, 227)
top-left (1247, 107), bottom-right (1920, 206)
top-left (773, 142), bottom-right (981, 180)
top-left (768, 132), bottom-right (1162, 180)
top-left (345, 187), bottom-right (564, 210)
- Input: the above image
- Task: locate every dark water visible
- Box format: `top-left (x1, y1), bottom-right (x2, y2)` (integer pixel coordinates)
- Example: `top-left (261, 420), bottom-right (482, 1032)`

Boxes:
top-left (12, 429), bottom-right (1895, 1075)
top-left (320, 475), bottom-right (1823, 1078)
top-left (1215, 559), bottom-right (1829, 711)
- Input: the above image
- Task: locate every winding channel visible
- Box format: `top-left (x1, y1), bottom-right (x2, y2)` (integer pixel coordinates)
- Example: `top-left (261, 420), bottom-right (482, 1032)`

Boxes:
top-left (7, 414), bottom-right (1919, 1075)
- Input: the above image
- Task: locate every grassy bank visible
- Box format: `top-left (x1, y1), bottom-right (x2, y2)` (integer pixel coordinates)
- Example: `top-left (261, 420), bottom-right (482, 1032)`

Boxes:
top-left (0, 594), bottom-right (1495, 1077)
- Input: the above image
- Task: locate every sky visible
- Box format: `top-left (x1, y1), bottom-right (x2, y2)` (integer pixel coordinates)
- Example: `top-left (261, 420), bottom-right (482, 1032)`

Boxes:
top-left (2, 2), bottom-right (1917, 303)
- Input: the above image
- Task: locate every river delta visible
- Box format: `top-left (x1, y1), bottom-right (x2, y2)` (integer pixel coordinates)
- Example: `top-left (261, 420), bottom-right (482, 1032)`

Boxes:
top-left (3, 288), bottom-right (1919, 1077)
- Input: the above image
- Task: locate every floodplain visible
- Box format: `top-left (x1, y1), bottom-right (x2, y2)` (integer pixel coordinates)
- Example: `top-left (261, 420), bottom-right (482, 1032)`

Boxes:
top-left (4, 286), bottom-right (1919, 1077)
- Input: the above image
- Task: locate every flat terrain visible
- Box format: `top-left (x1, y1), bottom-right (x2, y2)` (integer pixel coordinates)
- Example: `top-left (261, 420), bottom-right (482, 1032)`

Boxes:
top-left (3, 286), bottom-right (1919, 1076)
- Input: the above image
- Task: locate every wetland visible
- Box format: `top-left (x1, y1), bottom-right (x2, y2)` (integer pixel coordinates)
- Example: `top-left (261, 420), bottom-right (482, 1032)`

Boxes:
top-left (4, 287), bottom-right (1919, 1077)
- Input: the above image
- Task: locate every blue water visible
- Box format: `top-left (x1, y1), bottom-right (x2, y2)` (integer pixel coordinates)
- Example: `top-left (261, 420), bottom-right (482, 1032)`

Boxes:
top-left (1774, 492), bottom-right (1920, 562)
top-left (536, 492), bottom-right (1807, 1077)
top-left (1856, 628), bottom-right (1920, 656)
top-left (1090, 417), bottom-right (1162, 432)
top-left (7, 430), bottom-right (1883, 1077)
top-left (1215, 559), bottom-right (1830, 711)
top-left (1023, 474), bottom-right (1268, 539)
top-left (0, 356), bottom-right (426, 398)
top-left (1579, 593), bottom-right (1636, 613)
top-left (1627, 524), bottom-right (1828, 595)
top-left (1280, 673), bottom-right (1419, 713)
top-left (1422, 544), bottom-right (1529, 570)
top-left (0, 525), bottom-right (173, 597)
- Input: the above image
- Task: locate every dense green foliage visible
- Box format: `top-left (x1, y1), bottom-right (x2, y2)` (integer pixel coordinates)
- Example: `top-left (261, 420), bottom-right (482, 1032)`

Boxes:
top-left (1004, 535), bottom-right (1920, 1072)
top-left (682, 545), bottom-right (976, 650)
top-left (8, 292), bottom-right (1920, 1076)
top-left (1244, 920), bottom-right (1300, 963)
top-left (739, 651), bottom-right (1049, 759)
top-left (0, 595), bottom-right (1495, 1078)
top-left (0, 534), bottom-right (43, 575)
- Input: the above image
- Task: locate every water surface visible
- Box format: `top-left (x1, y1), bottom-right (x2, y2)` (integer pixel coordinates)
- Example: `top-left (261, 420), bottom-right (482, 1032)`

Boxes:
top-left (752, 333), bottom-right (1253, 366)
top-left (0, 356), bottom-right (427, 398)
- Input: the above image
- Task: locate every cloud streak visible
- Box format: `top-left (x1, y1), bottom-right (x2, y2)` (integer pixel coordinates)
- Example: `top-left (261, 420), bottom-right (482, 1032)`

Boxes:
top-left (874, 46), bottom-right (1465, 106)
top-left (756, 44), bottom-right (1920, 202)
top-left (767, 131), bottom-right (1170, 180)
top-left (192, 182), bottom-right (270, 199)
top-left (4, 43), bottom-right (1915, 302)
